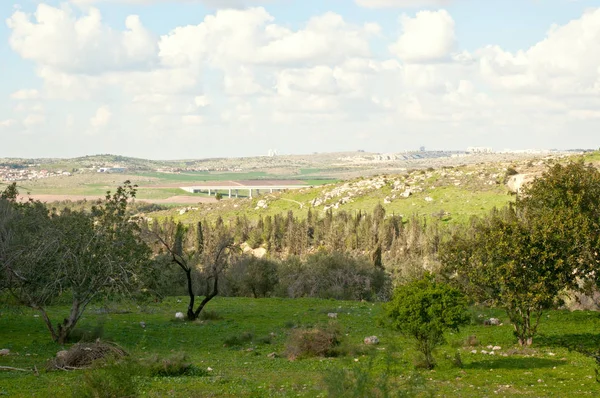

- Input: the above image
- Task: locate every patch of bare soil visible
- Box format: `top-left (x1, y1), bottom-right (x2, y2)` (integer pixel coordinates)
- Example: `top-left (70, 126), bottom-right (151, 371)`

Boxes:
top-left (145, 179), bottom-right (308, 188)
top-left (18, 194), bottom-right (217, 205)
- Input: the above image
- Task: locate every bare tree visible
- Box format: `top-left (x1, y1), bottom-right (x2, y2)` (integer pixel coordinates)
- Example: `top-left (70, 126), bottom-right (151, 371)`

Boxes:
top-left (146, 220), bottom-right (236, 320)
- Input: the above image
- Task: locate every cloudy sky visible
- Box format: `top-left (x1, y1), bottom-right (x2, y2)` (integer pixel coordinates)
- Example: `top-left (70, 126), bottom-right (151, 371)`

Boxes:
top-left (1, 0), bottom-right (599, 159)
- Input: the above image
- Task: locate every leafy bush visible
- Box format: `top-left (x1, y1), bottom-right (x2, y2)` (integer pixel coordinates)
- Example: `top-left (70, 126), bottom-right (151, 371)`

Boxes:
top-left (277, 252), bottom-right (389, 301)
top-left (226, 256), bottom-right (279, 298)
top-left (385, 274), bottom-right (469, 369)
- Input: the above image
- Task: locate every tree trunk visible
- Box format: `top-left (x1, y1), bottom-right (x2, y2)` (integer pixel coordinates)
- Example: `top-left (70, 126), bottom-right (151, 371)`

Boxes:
top-left (193, 269), bottom-right (219, 319)
top-left (56, 300), bottom-right (81, 344)
top-left (185, 269), bottom-right (196, 320)
top-left (37, 307), bottom-right (58, 343)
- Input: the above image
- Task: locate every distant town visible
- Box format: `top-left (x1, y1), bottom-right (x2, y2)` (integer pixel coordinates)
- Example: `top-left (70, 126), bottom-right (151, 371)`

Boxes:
top-left (0, 148), bottom-right (590, 183)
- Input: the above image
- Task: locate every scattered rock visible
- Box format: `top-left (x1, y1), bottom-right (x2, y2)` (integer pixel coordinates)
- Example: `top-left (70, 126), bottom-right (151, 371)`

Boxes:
top-left (425, 196), bottom-right (434, 202)
top-left (483, 318), bottom-right (500, 326)
top-left (255, 200), bottom-right (268, 210)
top-left (267, 352), bottom-right (277, 359)
top-left (364, 336), bottom-right (379, 345)
top-left (175, 312), bottom-right (185, 320)
top-left (327, 312), bottom-right (338, 319)
top-left (0, 349), bottom-right (10, 356)
top-left (140, 321), bottom-right (146, 329)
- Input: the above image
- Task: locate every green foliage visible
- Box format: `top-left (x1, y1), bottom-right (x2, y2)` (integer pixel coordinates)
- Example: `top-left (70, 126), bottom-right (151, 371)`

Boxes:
top-left (227, 256), bottom-right (279, 298)
top-left (1, 180), bottom-right (151, 343)
top-left (385, 274), bottom-right (469, 369)
top-left (276, 252), bottom-right (389, 301)
top-left (442, 161), bottom-right (600, 346)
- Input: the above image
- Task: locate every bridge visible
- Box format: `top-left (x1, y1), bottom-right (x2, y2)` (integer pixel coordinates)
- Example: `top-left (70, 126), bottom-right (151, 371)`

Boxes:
top-left (180, 185), bottom-right (311, 198)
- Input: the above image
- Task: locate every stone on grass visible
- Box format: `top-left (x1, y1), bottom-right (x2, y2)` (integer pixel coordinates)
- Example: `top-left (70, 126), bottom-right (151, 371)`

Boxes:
top-left (0, 349), bottom-right (10, 356)
top-left (483, 318), bottom-right (500, 326)
top-left (327, 312), bottom-right (338, 319)
top-left (175, 312), bottom-right (185, 320)
top-left (364, 336), bottom-right (379, 345)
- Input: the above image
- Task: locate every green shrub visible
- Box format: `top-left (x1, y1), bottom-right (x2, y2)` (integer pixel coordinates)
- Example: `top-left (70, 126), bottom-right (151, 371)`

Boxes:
top-left (277, 252), bottom-right (389, 301)
top-left (385, 274), bottom-right (469, 369)
top-left (226, 256), bottom-right (279, 298)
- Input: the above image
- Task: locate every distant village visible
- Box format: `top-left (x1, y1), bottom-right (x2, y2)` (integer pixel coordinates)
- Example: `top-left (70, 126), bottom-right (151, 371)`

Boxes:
top-left (0, 165), bottom-right (73, 182)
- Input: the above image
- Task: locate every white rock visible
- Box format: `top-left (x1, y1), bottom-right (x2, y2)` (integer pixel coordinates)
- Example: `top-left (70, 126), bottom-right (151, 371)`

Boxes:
top-left (175, 312), bottom-right (185, 320)
top-left (327, 312), bottom-right (338, 319)
top-left (364, 336), bottom-right (379, 345)
top-left (0, 349), bottom-right (10, 356)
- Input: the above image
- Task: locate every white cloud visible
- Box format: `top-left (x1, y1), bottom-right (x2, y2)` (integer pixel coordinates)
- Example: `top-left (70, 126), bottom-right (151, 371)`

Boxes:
top-left (4, 3), bottom-right (600, 157)
top-left (181, 115), bottom-right (203, 125)
top-left (0, 119), bottom-right (18, 128)
top-left (356, 0), bottom-right (454, 8)
top-left (69, 0), bottom-right (275, 8)
top-left (90, 106), bottom-right (112, 128)
top-left (23, 114), bottom-right (46, 128)
top-left (11, 89), bottom-right (40, 100)
top-left (159, 9), bottom-right (372, 68)
top-left (8, 5), bottom-right (158, 74)
top-left (390, 10), bottom-right (456, 63)
top-left (477, 8), bottom-right (600, 97)
top-left (194, 96), bottom-right (210, 107)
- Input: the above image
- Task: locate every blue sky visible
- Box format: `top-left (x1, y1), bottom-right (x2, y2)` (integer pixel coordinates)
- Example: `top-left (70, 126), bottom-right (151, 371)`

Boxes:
top-left (1, 0), bottom-right (599, 159)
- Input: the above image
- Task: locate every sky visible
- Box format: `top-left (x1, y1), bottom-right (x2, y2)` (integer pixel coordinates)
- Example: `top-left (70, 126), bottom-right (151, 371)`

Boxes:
top-left (1, 0), bottom-right (599, 160)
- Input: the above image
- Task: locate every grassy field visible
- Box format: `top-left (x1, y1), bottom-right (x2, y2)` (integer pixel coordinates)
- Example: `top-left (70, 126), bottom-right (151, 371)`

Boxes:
top-left (1, 298), bottom-right (600, 397)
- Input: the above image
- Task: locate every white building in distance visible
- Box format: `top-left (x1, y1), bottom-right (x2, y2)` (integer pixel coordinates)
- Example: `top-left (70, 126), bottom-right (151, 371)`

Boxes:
top-left (467, 147), bottom-right (494, 154)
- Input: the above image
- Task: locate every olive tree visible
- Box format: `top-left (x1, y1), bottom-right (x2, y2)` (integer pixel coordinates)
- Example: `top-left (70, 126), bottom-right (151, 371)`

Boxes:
top-left (2, 182), bottom-right (150, 344)
top-left (442, 160), bottom-right (600, 346)
top-left (145, 220), bottom-right (236, 320)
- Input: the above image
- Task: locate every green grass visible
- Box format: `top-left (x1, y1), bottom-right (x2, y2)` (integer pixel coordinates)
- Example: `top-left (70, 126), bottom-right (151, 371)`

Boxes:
top-left (1, 298), bottom-right (600, 397)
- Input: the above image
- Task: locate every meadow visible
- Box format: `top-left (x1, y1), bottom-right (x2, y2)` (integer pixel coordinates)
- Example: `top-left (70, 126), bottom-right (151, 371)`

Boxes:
top-left (1, 297), bottom-right (600, 397)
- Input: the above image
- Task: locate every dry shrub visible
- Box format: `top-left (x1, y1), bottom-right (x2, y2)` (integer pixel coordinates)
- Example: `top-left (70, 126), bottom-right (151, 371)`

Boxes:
top-left (48, 340), bottom-right (127, 370)
top-left (286, 322), bottom-right (341, 360)
top-left (465, 335), bottom-right (479, 347)
top-left (143, 352), bottom-right (205, 377)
